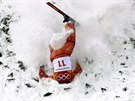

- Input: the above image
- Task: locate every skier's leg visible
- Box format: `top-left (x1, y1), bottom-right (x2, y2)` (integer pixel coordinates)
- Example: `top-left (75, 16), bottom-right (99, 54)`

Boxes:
top-left (62, 22), bottom-right (76, 55)
top-left (65, 22), bottom-right (76, 42)
top-left (73, 63), bottom-right (82, 76)
top-left (39, 66), bottom-right (53, 79)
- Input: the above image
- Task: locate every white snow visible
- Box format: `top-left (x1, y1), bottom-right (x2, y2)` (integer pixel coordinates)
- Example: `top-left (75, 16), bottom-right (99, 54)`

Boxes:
top-left (0, 0), bottom-right (135, 100)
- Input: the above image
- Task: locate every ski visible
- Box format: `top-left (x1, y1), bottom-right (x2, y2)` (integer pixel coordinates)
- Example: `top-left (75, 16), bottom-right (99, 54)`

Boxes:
top-left (46, 2), bottom-right (76, 23)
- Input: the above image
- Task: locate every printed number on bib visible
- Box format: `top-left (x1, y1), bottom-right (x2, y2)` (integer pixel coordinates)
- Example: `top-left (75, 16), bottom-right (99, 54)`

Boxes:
top-left (58, 60), bottom-right (66, 67)
top-left (53, 56), bottom-right (72, 72)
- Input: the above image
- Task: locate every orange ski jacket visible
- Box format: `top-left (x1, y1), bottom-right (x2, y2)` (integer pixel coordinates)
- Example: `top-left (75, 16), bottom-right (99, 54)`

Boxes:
top-left (49, 22), bottom-right (76, 83)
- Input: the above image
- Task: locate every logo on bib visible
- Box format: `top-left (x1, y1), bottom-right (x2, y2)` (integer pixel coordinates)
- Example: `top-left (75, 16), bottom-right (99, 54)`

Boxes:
top-left (56, 73), bottom-right (71, 81)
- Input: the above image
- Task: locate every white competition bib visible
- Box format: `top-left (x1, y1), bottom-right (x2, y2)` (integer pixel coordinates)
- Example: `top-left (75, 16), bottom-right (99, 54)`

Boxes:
top-left (53, 56), bottom-right (72, 72)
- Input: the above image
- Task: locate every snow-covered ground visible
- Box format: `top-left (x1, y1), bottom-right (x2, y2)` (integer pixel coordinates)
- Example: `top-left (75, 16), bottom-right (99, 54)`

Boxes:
top-left (0, 0), bottom-right (135, 100)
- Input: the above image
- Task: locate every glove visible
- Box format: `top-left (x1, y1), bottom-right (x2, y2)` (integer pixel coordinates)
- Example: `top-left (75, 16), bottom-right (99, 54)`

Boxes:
top-left (63, 15), bottom-right (70, 23)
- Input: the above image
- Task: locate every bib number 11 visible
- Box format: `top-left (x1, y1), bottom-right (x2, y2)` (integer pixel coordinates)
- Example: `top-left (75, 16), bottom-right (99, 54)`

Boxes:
top-left (58, 60), bottom-right (66, 67)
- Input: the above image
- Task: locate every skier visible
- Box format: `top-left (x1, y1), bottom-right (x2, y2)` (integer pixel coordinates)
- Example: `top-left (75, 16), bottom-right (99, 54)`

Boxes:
top-left (39, 17), bottom-right (82, 83)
